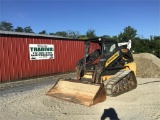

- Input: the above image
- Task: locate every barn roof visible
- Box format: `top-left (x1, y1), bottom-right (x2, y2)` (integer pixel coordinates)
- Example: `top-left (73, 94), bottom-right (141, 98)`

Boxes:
top-left (0, 30), bottom-right (68, 39)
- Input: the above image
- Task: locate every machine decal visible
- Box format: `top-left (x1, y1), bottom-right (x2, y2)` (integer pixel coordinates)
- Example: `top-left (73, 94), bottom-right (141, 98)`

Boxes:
top-left (105, 51), bottom-right (119, 67)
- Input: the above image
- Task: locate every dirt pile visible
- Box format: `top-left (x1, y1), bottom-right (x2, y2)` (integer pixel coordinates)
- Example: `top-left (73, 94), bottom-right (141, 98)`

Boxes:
top-left (133, 53), bottom-right (160, 78)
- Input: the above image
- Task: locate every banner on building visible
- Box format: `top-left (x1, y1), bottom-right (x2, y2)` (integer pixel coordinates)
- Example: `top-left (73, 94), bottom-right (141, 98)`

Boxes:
top-left (29, 44), bottom-right (54, 60)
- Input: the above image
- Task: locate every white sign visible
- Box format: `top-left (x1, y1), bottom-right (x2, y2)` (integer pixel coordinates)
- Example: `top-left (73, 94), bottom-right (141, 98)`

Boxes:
top-left (29, 44), bottom-right (54, 60)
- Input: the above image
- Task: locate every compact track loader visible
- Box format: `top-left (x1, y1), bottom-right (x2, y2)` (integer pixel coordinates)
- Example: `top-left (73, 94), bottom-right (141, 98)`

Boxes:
top-left (47, 37), bottom-right (137, 106)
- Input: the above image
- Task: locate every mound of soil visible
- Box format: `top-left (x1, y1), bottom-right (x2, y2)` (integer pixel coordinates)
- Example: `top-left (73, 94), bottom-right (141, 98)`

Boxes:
top-left (133, 53), bottom-right (160, 78)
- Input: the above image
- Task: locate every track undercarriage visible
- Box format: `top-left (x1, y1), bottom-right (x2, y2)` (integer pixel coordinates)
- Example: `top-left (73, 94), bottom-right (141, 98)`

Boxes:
top-left (103, 70), bottom-right (137, 96)
top-left (79, 69), bottom-right (137, 97)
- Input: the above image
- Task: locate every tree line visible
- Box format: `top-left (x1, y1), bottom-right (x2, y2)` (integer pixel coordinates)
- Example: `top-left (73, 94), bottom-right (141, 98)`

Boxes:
top-left (0, 21), bottom-right (160, 58)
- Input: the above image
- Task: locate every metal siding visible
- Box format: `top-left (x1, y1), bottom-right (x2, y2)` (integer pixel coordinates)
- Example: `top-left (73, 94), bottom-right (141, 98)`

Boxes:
top-left (0, 37), bottom-right (4, 82)
top-left (56, 40), bottom-right (60, 72)
top-left (0, 37), bottom-right (2, 82)
top-left (21, 38), bottom-right (26, 78)
top-left (26, 38), bottom-right (34, 77)
top-left (17, 38), bottom-right (22, 79)
top-left (8, 37), bottom-right (14, 81)
top-left (3, 37), bottom-right (10, 82)
top-left (60, 40), bottom-right (64, 72)
top-left (67, 40), bottom-right (71, 71)
top-left (48, 39), bottom-right (52, 75)
top-left (51, 40), bottom-right (55, 73)
top-left (0, 36), bottom-right (84, 83)
top-left (66, 41), bottom-right (69, 71)
top-left (70, 40), bottom-right (74, 70)
top-left (23, 38), bottom-right (30, 78)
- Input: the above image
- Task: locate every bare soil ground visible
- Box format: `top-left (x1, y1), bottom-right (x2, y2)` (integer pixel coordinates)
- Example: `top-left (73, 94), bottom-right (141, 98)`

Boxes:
top-left (0, 53), bottom-right (160, 120)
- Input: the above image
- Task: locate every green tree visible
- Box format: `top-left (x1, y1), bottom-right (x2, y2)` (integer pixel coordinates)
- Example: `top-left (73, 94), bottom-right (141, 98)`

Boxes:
top-left (86, 29), bottom-right (96, 39)
top-left (14, 26), bottom-right (24, 32)
top-left (0, 21), bottom-right (14, 31)
top-left (111, 35), bottom-right (119, 42)
top-left (131, 36), bottom-right (160, 58)
top-left (49, 33), bottom-right (55, 35)
top-left (152, 36), bottom-right (160, 58)
top-left (119, 26), bottom-right (137, 41)
top-left (67, 30), bottom-right (80, 39)
top-left (100, 35), bottom-right (110, 39)
top-left (39, 30), bottom-right (47, 34)
top-left (55, 31), bottom-right (68, 37)
top-left (153, 36), bottom-right (160, 40)
top-left (155, 40), bottom-right (160, 58)
top-left (78, 35), bottom-right (88, 39)
top-left (24, 26), bottom-right (34, 33)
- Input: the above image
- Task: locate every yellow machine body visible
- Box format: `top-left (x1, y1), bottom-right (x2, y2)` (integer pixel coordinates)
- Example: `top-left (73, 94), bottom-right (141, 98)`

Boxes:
top-left (47, 38), bottom-right (137, 106)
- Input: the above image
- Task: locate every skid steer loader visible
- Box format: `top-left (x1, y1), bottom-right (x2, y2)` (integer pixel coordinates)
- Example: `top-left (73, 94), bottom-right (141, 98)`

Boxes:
top-left (47, 37), bottom-right (137, 106)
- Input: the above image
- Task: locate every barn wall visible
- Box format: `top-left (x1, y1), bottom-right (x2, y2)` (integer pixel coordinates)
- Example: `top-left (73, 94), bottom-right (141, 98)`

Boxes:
top-left (0, 35), bottom-right (84, 83)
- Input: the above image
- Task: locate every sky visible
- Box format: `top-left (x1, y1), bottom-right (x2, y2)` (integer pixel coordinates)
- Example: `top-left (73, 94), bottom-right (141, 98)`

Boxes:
top-left (0, 0), bottom-right (160, 38)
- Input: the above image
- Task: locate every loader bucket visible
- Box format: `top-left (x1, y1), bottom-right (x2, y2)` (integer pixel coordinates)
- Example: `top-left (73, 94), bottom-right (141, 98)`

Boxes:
top-left (46, 78), bottom-right (106, 106)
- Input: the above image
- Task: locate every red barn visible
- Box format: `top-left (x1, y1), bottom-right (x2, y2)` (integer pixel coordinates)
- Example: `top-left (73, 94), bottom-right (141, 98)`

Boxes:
top-left (0, 31), bottom-right (84, 83)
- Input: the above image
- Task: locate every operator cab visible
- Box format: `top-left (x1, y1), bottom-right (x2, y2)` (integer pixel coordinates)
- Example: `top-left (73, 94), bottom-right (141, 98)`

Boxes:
top-left (103, 41), bottom-right (118, 58)
top-left (81, 38), bottom-right (119, 72)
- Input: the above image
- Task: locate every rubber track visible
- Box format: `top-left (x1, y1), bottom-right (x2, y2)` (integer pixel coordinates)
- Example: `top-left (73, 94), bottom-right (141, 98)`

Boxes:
top-left (103, 69), bottom-right (137, 96)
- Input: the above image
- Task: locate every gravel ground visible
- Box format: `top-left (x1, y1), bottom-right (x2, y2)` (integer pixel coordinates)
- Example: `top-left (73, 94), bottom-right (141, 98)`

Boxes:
top-left (133, 53), bottom-right (160, 78)
top-left (0, 73), bottom-right (160, 120)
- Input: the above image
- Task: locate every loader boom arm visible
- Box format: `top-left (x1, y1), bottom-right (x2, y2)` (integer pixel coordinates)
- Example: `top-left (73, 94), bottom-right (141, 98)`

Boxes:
top-left (118, 40), bottom-right (131, 50)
